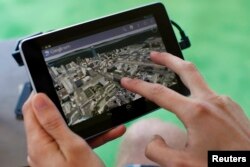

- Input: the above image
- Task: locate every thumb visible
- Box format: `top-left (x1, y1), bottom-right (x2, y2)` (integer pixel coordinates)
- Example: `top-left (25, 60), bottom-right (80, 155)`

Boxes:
top-left (31, 93), bottom-right (75, 143)
top-left (145, 135), bottom-right (185, 166)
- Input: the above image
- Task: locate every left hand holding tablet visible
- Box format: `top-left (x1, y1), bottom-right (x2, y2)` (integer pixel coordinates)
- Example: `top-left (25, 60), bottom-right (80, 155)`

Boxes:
top-left (23, 93), bottom-right (125, 167)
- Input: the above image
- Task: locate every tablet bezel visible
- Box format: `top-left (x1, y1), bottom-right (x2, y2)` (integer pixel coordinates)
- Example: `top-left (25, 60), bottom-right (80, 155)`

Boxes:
top-left (20, 3), bottom-right (189, 139)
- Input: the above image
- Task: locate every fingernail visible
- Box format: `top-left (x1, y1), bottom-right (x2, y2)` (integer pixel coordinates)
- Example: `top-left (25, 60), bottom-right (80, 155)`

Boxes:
top-left (34, 95), bottom-right (48, 111)
top-left (150, 51), bottom-right (160, 56)
top-left (121, 77), bottom-right (132, 83)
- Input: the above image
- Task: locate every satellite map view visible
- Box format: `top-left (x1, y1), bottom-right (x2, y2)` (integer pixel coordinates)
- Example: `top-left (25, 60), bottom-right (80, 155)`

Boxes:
top-left (47, 29), bottom-right (177, 125)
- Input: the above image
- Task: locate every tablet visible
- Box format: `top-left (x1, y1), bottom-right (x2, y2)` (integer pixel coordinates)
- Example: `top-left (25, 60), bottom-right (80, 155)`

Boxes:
top-left (20, 3), bottom-right (189, 139)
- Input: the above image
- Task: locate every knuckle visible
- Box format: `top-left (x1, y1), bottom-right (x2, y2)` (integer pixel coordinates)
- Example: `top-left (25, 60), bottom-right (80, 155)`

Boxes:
top-left (43, 115), bottom-right (63, 131)
top-left (182, 61), bottom-right (197, 72)
top-left (68, 139), bottom-right (90, 154)
top-left (211, 95), bottom-right (231, 108)
top-left (218, 95), bottom-right (231, 103)
top-left (74, 139), bottom-right (88, 149)
top-left (150, 84), bottom-right (166, 97)
top-left (188, 101), bottom-right (211, 120)
top-left (193, 101), bottom-right (209, 113)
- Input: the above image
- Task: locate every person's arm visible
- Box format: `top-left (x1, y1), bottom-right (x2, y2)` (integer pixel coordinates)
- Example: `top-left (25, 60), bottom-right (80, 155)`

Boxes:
top-left (121, 51), bottom-right (250, 166)
top-left (22, 93), bottom-right (126, 167)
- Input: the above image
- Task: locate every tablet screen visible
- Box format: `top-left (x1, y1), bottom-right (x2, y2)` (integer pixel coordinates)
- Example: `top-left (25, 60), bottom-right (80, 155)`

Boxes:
top-left (41, 15), bottom-right (177, 126)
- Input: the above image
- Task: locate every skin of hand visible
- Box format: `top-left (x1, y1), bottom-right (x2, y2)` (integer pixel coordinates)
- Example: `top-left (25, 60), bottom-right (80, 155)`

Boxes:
top-left (22, 93), bottom-right (126, 167)
top-left (121, 51), bottom-right (250, 167)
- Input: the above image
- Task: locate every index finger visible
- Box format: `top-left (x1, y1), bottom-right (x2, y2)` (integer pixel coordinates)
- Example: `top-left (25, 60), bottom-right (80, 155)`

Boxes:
top-left (121, 78), bottom-right (193, 126)
top-left (150, 52), bottom-right (215, 97)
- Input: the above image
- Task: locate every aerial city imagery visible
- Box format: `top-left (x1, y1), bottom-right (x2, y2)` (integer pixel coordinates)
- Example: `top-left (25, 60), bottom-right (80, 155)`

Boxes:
top-left (47, 29), bottom-right (178, 125)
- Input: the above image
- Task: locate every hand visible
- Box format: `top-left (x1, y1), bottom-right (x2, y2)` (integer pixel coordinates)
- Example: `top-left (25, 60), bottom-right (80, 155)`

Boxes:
top-left (23, 93), bottom-right (126, 167)
top-left (121, 51), bottom-right (250, 166)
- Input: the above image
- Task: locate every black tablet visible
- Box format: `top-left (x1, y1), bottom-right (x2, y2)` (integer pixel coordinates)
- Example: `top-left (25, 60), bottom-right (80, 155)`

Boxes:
top-left (20, 3), bottom-right (189, 139)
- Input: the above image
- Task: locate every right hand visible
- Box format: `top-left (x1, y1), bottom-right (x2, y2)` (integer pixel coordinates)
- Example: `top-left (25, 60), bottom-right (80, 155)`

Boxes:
top-left (121, 51), bottom-right (250, 166)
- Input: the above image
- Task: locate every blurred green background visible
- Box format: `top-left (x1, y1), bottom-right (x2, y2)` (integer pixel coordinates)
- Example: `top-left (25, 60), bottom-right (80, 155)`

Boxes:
top-left (1, 0), bottom-right (249, 166)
